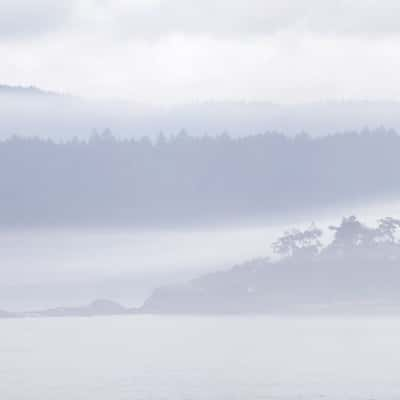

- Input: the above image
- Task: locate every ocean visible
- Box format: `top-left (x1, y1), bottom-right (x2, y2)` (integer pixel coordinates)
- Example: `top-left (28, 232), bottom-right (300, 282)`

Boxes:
top-left (0, 315), bottom-right (398, 399)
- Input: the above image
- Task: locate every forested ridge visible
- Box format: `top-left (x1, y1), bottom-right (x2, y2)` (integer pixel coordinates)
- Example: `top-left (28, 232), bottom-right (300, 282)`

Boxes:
top-left (0, 128), bottom-right (398, 226)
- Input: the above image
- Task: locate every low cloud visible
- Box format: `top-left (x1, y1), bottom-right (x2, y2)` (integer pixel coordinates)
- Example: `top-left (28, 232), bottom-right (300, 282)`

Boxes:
top-left (73, 0), bottom-right (400, 38)
top-left (2, 0), bottom-right (400, 40)
top-left (0, 0), bottom-right (75, 39)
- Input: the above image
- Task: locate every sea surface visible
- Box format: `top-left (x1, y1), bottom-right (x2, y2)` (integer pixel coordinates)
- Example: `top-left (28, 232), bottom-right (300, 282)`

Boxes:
top-left (0, 315), bottom-right (399, 399)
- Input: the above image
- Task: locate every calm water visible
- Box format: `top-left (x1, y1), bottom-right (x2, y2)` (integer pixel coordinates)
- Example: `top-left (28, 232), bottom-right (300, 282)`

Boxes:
top-left (0, 315), bottom-right (399, 399)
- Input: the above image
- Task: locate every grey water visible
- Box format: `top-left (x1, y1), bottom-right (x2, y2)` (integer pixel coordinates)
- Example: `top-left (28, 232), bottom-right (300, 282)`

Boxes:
top-left (0, 315), bottom-right (399, 400)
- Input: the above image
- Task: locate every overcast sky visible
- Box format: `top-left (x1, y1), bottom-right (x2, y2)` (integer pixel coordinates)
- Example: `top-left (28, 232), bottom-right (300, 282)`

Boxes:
top-left (1, 0), bottom-right (400, 104)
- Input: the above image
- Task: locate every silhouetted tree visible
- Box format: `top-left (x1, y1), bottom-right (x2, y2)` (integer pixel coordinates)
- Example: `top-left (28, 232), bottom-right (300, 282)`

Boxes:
top-left (156, 131), bottom-right (167, 146)
top-left (272, 224), bottom-right (323, 258)
top-left (376, 217), bottom-right (400, 244)
top-left (328, 216), bottom-right (375, 252)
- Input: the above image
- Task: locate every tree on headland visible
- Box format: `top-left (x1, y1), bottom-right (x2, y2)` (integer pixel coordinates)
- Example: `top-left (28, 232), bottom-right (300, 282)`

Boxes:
top-left (328, 216), bottom-right (374, 252)
top-left (376, 217), bottom-right (400, 244)
top-left (272, 216), bottom-right (400, 260)
top-left (272, 224), bottom-right (323, 258)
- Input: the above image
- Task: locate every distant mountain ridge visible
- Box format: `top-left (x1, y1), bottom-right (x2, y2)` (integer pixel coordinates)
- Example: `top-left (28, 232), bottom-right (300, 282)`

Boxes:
top-left (2, 83), bottom-right (400, 139)
top-left (0, 84), bottom-right (60, 97)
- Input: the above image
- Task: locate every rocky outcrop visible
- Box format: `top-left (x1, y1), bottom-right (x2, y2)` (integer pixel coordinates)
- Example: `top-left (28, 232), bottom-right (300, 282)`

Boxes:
top-left (0, 299), bottom-right (136, 318)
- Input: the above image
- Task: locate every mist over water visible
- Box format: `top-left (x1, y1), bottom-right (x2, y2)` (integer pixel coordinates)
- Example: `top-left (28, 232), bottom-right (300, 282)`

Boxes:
top-left (0, 226), bottom-right (276, 310)
top-left (3, 0), bottom-right (400, 397)
top-left (2, 198), bottom-right (400, 311)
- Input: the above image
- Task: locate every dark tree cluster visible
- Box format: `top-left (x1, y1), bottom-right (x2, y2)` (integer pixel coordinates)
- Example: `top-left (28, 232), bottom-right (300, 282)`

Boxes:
top-left (272, 216), bottom-right (400, 259)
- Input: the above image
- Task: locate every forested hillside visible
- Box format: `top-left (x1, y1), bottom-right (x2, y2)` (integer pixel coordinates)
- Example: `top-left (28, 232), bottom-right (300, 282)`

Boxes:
top-left (0, 129), bottom-right (398, 226)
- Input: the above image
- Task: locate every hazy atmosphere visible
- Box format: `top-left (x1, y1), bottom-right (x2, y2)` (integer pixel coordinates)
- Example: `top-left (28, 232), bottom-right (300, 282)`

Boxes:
top-left (2, 0), bottom-right (400, 104)
top-left (2, 1), bottom-right (400, 399)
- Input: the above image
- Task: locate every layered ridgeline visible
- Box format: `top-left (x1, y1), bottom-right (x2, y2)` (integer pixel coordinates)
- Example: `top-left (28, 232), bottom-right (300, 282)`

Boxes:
top-left (5, 84), bottom-right (400, 140)
top-left (142, 217), bottom-right (400, 314)
top-left (0, 130), bottom-right (400, 227)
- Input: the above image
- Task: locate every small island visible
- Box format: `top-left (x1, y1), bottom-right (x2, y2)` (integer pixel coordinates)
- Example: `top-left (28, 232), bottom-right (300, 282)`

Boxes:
top-left (142, 216), bottom-right (400, 314)
top-left (2, 216), bottom-right (400, 317)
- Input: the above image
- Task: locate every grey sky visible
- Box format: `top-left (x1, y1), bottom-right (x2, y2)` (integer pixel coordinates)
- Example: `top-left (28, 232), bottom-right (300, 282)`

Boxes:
top-left (1, 0), bottom-right (400, 103)
top-left (0, 1), bottom-right (75, 38)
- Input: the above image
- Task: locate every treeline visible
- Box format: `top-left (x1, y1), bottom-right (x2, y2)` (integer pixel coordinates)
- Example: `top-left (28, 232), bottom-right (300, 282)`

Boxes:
top-left (0, 128), bottom-right (399, 226)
